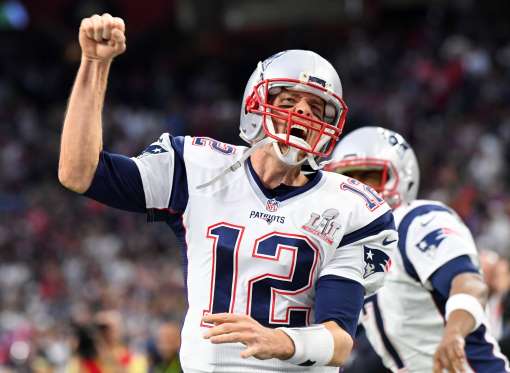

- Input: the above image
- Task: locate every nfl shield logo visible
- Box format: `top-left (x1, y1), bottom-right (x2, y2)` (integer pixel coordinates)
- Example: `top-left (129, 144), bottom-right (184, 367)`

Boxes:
top-left (266, 199), bottom-right (279, 212)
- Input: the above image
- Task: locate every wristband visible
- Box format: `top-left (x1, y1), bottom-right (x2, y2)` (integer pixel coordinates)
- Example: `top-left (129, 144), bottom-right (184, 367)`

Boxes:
top-left (445, 293), bottom-right (485, 333)
top-left (277, 324), bottom-right (334, 366)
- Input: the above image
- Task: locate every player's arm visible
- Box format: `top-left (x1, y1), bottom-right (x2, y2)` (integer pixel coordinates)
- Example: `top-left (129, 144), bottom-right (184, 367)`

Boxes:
top-left (58, 13), bottom-right (126, 193)
top-left (201, 276), bottom-right (360, 366)
top-left (431, 256), bottom-right (488, 373)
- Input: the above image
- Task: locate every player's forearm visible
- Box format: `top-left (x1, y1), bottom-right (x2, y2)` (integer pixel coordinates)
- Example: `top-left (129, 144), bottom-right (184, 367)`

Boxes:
top-left (59, 58), bottom-right (111, 193)
top-left (445, 272), bottom-right (489, 337)
top-left (324, 321), bottom-right (354, 366)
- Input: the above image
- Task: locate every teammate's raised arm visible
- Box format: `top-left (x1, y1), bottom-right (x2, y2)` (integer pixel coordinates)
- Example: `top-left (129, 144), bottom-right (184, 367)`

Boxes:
top-left (58, 14), bottom-right (126, 193)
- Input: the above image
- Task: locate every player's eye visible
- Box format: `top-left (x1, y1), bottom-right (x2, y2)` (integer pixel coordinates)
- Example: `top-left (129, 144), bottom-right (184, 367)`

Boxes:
top-left (312, 106), bottom-right (324, 119)
top-left (281, 97), bottom-right (296, 105)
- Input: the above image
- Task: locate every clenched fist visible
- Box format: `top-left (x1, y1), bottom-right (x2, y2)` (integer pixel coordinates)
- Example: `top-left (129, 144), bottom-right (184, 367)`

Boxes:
top-left (79, 13), bottom-right (126, 61)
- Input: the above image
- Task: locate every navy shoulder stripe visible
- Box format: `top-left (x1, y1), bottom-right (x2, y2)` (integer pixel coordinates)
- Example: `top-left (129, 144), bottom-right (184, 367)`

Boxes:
top-left (339, 210), bottom-right (395, 248)
top-left (429, 255), bottom-right (479, 298)
top-left (397, 204), bottom-right (452, 282)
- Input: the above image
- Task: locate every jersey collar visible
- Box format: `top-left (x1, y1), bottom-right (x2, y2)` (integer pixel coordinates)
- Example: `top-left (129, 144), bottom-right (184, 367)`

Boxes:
top-left (245, 157), bottom-right (323, 204)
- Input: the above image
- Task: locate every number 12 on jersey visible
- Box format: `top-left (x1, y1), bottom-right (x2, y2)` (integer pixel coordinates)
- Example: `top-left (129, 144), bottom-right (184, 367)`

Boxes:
top-left (201, 222), bottom-right (320, 328)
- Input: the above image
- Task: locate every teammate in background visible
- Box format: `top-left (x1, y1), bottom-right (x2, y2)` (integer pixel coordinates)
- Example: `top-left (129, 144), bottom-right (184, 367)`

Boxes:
top-left (59, 14), bottom-right (397, 372)
top-left (326, 126), bottom-right (510, 373)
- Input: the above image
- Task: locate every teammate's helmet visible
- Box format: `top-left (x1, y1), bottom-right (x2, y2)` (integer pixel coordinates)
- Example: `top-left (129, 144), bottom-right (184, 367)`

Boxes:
top-left (325, 126), bottom-right (420, 207)
top-left (240, 50), bottom-right (348, 167)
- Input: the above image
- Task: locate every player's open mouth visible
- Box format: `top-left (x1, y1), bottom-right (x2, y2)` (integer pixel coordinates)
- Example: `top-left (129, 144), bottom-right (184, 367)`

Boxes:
top-left (289, 124), bottom-right (308, 141)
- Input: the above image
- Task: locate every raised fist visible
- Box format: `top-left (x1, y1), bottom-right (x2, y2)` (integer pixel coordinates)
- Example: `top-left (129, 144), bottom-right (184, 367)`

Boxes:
top-left (79, 14), bottom-right (126, 61)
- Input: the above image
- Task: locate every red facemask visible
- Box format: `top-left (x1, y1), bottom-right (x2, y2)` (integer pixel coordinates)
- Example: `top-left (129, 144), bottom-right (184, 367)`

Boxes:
top-left (245, 79), bottom-right (348, 158)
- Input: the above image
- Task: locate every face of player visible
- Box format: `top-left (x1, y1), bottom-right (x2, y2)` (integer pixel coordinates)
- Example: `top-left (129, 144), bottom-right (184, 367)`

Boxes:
top-left (270, 89), bottom-right (326, 160)
top-left (343, 169), bottom-right (384, 191)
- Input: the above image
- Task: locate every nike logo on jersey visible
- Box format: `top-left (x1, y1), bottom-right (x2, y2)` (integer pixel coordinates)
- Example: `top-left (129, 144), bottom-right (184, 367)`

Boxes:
top-left (382, 237), bottom-right (397, 246)
top-left (421, 216), bottom-right (435, 227)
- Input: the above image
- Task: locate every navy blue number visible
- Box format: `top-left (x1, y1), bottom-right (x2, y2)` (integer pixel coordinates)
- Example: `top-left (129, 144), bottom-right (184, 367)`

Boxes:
top-left (248, 233), bottom-right (318, 327)
top-left (341, 178), bottom-right (384, 211)
top-left (202, 223), bottom-right (244, 323)
top-left (204, 225), bottom-right (318, 328)
top-left (192, 137), bottom-right (236, 155)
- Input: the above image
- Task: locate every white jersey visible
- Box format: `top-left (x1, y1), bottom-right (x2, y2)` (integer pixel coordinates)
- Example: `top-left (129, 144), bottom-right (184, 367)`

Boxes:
top-left (362, 200), bottom-right (510, 373)
top-left (132, 134), bottom-right (397, 373)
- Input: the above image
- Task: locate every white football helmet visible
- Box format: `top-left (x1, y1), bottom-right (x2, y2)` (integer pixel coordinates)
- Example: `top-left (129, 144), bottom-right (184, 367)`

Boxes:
top-left (325, 126), bottom-right (420, 207)
top-left (239, 50), bottom-right (348, 168)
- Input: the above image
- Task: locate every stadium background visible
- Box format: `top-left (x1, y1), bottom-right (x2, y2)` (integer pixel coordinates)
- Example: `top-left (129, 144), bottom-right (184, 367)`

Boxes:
top-left (1, 0), bottom-right (510, 371)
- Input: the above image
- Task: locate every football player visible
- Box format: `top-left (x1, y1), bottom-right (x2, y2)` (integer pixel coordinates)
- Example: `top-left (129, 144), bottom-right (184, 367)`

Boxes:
top-left (326, 126), bottom-right (510, 373)
top-left (59, 14), bottom-right (397, 372)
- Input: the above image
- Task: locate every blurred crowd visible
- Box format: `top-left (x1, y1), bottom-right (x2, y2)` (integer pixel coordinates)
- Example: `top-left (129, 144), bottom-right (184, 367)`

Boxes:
top-left (1, 1), bottom-right (510, 372)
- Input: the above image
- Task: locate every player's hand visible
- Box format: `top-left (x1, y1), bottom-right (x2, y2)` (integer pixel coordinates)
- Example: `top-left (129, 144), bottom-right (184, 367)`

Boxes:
top-left (79, 13), bottom-right (126, 62)
top-left (433, 329), bottom-right (466, 373)
top-left (202, 313), bottom-right (294, 360)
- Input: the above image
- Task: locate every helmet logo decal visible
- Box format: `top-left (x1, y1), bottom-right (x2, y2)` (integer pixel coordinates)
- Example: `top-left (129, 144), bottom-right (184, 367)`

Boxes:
top-left (386, 133), bottom-right (410, 159)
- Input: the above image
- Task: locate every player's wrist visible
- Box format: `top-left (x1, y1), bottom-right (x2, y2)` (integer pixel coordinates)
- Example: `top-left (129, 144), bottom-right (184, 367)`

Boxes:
top-left (272, 329), bottom-right (295, 360)
top-left (81, 54), bottom-right (113, 65)
top-left (277, 324), bottom-right (334, 366)
top-left (445, 309), bottom-right (476, 337)
top-left (445, 293), bottom-right (484, 334)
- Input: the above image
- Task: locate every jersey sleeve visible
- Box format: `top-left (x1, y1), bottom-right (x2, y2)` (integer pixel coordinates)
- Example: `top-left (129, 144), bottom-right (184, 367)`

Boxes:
top-left (84, 151), bottom-right (146, 212)
top-left (403, 208), bottom-right (478, 284)
top-left (314, 275), bottom-right (364, 337)
top-left (319, 208), bottom-right (397, 296)
top-left (130, 133), bottom-right (189, 214)
top-left (429, 255), bottom-right (480, 298)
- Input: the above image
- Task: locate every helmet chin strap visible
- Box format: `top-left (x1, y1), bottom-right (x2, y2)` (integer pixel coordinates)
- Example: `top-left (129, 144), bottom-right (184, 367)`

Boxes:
top-left (271, 133), bottom-right (312, 167)
top-left (306, 155), bottom-right (330, 171)
top-left (272, 142), bottom-right (303, 166)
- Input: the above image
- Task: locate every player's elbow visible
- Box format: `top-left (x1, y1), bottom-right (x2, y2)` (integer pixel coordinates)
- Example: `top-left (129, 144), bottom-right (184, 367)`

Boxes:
top-left (58, 163), bottom-right (94, 194)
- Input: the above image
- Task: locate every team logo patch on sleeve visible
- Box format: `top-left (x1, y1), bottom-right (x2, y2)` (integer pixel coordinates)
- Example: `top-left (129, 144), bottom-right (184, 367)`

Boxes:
top-left (363, 246), bottom-right (391, 278)
top-left (137, 144), bottom-right (168, 158)
top-left (416, 228), bottom-right (456, 254)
